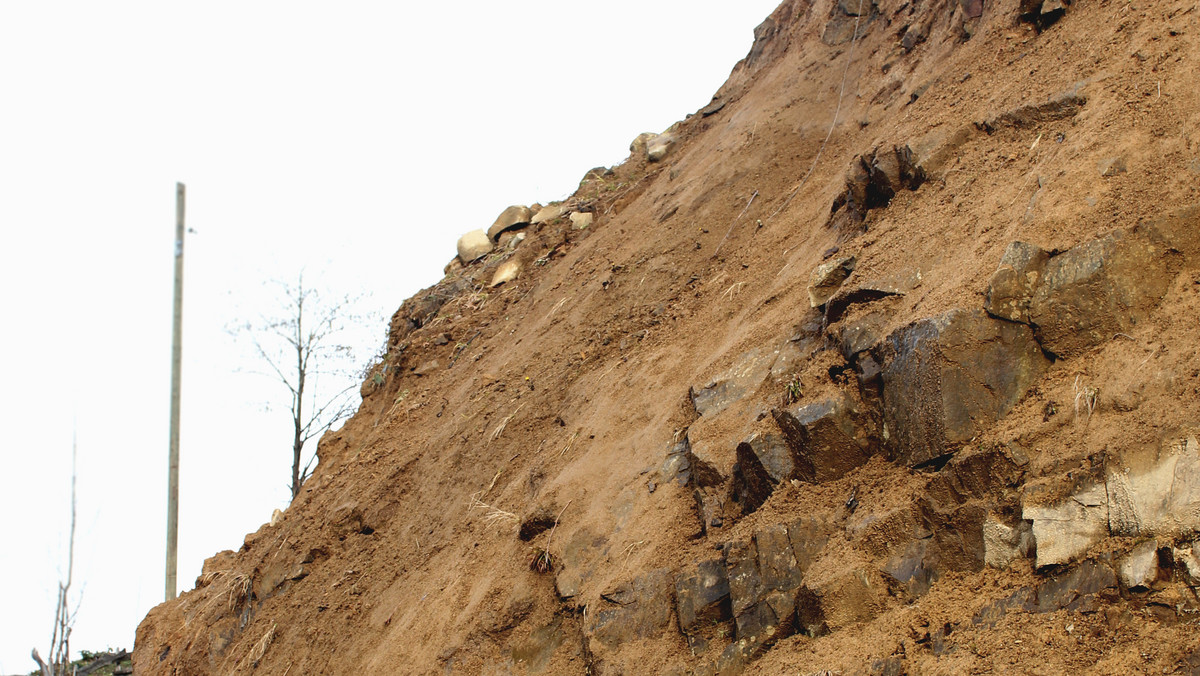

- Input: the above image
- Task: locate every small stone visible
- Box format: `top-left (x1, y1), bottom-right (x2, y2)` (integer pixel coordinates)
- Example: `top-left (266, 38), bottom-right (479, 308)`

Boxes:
top-left (412, 360), bottom-right (441, 377)
top-left (457, 229), bottom-right (494, 263)
top-left (570, 212), bottom-right (593, 230)
top-left (1098, 156), bottom-right (1127, 176)
top-left (487, 205), bottom-right (533, 241)
top-left (489, 259), bottom-right (521, 288)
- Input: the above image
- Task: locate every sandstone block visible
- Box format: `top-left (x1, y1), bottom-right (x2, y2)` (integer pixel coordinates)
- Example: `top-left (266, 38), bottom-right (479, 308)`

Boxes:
top-left (489, 259), bottom-right (520, 287)
top-left (570, 212), bottom-right (593, 230)
top-left (531, 203), bottom-right (565, 225)
top-left (1023, 483), bottom-right (1108, 567)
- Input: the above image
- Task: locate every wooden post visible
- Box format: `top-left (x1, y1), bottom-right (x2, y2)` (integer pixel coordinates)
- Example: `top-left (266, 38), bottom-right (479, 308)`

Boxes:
top-left (166, 182), bottom-right (185, 601)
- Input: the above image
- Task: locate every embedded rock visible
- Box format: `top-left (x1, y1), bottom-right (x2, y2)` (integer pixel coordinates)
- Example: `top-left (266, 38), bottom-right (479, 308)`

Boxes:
top-left (487, 205), bottom-right (533, 241)
top-left (1028, 229), bottom-right (1182, 358)
top-left (1035, 558), bottom-right (1119, 613)
top-left (787, 515), bottom-right (833, 573)
top-left (830, 145), bottom-right (925, 228)
top-left (647, 133), bottom-right (677, 162)
top-left (732, 434), bottom-right (794, 513)
top-left (457, 229), bottom-right (494, 263)
top-left (1119, 539), bottom-right (1160, 590)
top-left (808, 255), bottom-right (856, 308)
top-left (982, 513), bottom-right (1035, 569)
top-left (570, 211), bottom-right (593, 230)
top-left (489, 259), bottom-right (521, 287)
top-left (879, 309), bottom-right (1048, 467)
top-left (676, 559), bottom-right (732, 635)
top-left (978, 91), bottom-right (1085, 133)
top-left (834, 309), bottom-right (890, 362)
top-left (629, 132), bottom-right (657, 156)
top-left (1023, 483), bottom-right (1108, 567)
top-left (1098, 156), bottom-right (1127, 177)
top-left (531, 203), bottom-right (566, 225)
top-left (1106, 435), bottom-right (1200, 537)
top-left (811, 567), bottom-right (889, 629)
top-left (926, 445), bottom-right (1026, 506)
top-left (725, 527), bottom-right (805, 642)
top-left (660, 435), bottom-right (694, 486)
top-left (690, 348), bottom-right (775, 417)
top-left (823, 0), bottom-right (878, 45)
top-left (772, 393), bottom-right (878, 483)
top-left (985, 241), bottom-right (1050, 324)
top-left (587, 569), bottom-right (675, 648)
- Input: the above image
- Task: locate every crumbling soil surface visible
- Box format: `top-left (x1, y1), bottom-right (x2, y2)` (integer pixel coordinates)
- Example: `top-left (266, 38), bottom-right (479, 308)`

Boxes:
top-left (135, 0), bottom-right (1200, 673)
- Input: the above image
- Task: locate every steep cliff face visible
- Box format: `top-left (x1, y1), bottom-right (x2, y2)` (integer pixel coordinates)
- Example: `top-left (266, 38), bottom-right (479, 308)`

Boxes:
top-left (135, 0), bottom-right (1200, 673)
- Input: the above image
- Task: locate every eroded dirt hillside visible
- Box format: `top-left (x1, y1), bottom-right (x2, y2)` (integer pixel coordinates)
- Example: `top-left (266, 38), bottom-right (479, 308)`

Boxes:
top-left (135, 0), bottom-right (1200, 673)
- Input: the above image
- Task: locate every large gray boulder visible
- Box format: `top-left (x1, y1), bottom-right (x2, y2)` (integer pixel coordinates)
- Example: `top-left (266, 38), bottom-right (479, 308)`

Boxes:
top-left (879, 309), bottom-right (1048, 467)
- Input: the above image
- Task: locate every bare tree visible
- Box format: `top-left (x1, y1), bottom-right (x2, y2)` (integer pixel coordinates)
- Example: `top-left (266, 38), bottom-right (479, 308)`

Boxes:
top-left (32, 432), bottom-right (80, 676)
top-left (237, 274), bottom-right (367, 499)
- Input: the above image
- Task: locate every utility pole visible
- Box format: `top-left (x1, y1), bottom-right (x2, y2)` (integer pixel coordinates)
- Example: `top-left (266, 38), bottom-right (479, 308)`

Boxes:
top-left (166, 182), bottom-right (185, 601)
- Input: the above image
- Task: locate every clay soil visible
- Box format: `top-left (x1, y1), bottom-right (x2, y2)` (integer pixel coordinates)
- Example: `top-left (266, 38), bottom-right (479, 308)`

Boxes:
top-left (135, 0), bottom-right (1200, 673)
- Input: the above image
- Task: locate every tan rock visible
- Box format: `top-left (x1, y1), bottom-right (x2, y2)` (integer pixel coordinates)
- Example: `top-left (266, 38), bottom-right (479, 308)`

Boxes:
top-left (570, 212), bottom-right (593, 230)
top-left (630, 132), bottom-right (657, 156)
top-left (1023, 483), bottom-right (1108, 567)
top-left (490, 259), bottom-right (521, 287)
top-left (487, 205), bottom-right (533, 241)
top-left (1119, 540), bottom-right (1159, 590)
top-left (808, 256), bottom-right (856, 307)
top-left (1107, 435), bottom-right (1200, 537)
top-left (457, 229), bottom-right (493, 263)
top-left (647, 133), bottom-right (676, 162)
top-left (531, 204), bottom-right (566, 225)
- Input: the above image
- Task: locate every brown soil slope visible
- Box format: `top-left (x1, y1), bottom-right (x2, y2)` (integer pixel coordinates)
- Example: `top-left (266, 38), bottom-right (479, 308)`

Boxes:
top-left (135, 0), bottom-right (1200, 673)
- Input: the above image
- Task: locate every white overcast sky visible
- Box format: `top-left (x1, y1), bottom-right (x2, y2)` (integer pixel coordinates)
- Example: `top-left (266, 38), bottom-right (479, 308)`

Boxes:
top-left (0, 1), bottom-right (781, 670)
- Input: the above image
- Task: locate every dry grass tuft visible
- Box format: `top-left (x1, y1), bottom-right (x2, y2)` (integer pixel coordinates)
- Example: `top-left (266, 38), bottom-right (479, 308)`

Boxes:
top-left (242, 623), bottom-right (276, 669)
top-left (489, 404), bottom-right (525, 444)
top-left (1073, 375), bottom-right (1098, 424)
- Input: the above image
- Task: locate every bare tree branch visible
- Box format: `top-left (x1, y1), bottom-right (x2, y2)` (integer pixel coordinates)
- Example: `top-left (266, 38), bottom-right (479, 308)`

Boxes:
top-left (231, 273), bottom-right (373, 500)
top-left (33, 429), bottom-right (79, 676)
